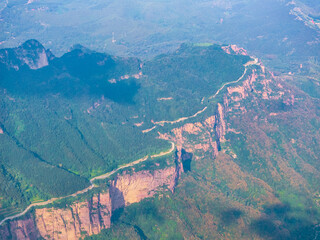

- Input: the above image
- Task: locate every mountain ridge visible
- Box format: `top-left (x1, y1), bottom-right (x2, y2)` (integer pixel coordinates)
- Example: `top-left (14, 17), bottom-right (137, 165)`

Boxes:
top-left (0, 39), bottom-right (319, 239)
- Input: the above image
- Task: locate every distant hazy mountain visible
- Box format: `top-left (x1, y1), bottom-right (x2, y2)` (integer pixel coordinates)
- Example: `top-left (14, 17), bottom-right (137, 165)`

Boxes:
top-left (0, 0), bottom-right (319, 71)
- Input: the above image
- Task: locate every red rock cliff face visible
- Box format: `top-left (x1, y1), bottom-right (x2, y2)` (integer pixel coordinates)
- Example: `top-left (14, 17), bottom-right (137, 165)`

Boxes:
top-left (34, 192), bottom-right (112, 240)
top-left (110, 166), bottom-right (180, 211)
top-left (0, 164), bottom-right (180, 240)
top-left (158, 106), bottom-right (226, 158)
top-left (0, 213), bottom-right (41, 240)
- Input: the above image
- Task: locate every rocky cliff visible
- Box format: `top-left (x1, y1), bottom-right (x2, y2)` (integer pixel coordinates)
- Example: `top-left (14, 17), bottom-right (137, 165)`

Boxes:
top-left (0, 39), bottom-right (54, 70)
top-left (158, 104), bottom-right (225, 158)
top-left (34, 192), bottom-right (112, 239)
top-left (110, 166), bottom-right (180, 210)
top-left (0, 163), bottom-right (180, 240)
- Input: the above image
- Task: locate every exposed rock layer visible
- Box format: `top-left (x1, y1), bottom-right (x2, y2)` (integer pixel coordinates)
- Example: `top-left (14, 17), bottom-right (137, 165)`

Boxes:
top-left (0, 164), bottom-right (180, 240)
top-left (158, 104), bottom-right (226, 158)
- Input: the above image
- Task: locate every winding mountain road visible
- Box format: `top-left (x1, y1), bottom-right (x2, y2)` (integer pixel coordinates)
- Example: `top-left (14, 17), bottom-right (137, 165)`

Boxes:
top-left (143, 57), bottom-right (259, 132)
top-left (0, 142), bottom-right (175, 226)
top-left (153, 107), bottom-right (208, 126)
top-left (0, 56), bottom-right (260, 226)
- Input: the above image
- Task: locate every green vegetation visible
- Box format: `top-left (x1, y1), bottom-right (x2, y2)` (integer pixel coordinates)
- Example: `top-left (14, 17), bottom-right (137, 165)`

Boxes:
top-left (0, 41), bottom-right (248, 220)
top-left (0, 0), bottom-right (320, 238)
top-left (86, 196), bottom-right (184, 240)
top-left (1, 34), bottom-right (320, 239)
top-left (294, 57), bottom-right (320, 99)
top-left (85, 224), bottom-right (140, 240)
top-left (88, 56), bottom-right (320, 239)
top-left (1, 0), bottom-right (319, 73)
top-left (140, 44), bottom-right (250, 122)
top-left (193, 43), bottom-right (214, 47)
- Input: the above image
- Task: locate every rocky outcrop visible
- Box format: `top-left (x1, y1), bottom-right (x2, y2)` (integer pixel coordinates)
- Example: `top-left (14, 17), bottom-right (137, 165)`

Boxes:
top-left (0, 164), bottom-right (180, 240)
top-left (221, 44), bottom-right (248, 56)
top-left (157, 65), bottom-right (291, 161)
top-left (158, 105), bottom-right (227, 158)
top-left (34, 192), bottom-right (112, 240)
top-left (110, 166), bottom-right (179, 210)
top-left (0, 39), bottom-right (54, 70)
top-left (214, 103), bottom-right (226, 150)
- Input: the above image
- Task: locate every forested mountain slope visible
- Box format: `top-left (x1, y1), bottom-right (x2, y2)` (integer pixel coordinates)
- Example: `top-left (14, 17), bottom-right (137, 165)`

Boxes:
top-left (0, 39), bottom-right (319, 239)
top-left (0, 40), bottom-right (249, 224)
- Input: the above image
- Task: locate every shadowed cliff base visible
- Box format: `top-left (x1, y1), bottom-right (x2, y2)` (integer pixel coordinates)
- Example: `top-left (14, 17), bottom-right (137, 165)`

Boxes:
top-left (180, 149), bottom-right (193, 172)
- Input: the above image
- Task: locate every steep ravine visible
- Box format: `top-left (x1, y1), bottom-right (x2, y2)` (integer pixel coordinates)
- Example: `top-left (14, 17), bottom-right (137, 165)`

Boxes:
top-left (0, 158), bottom-right (183, 240)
